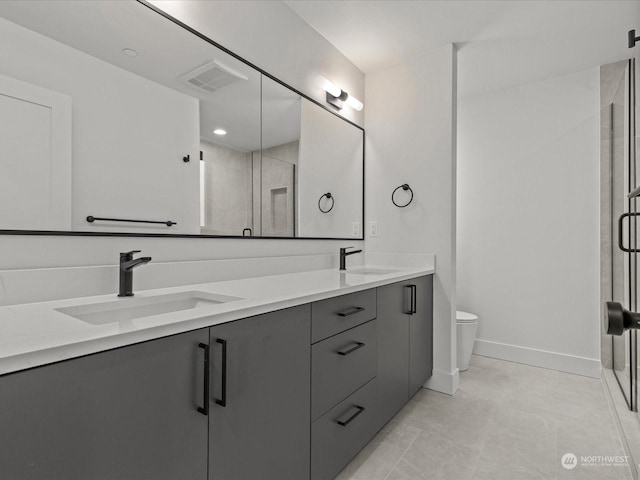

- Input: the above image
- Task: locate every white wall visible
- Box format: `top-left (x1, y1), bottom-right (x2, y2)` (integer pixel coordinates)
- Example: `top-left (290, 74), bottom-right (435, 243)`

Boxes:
top-left (149, 0), bottom-right (364, 127)
top-left (457, 67), bottom-right (601, 377)
top-left (0, 17), bottom-right (201, 235)
top-left (365, 45), bottom-right (458, 394)
top-left (0, 2), bottom-right (365, 305)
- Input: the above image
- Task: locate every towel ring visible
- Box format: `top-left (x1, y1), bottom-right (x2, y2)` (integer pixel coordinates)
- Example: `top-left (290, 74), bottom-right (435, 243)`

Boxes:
top-left (318, 192), bottom-right (334, 213)
top-left (392, 184), bottom-right (413, 208)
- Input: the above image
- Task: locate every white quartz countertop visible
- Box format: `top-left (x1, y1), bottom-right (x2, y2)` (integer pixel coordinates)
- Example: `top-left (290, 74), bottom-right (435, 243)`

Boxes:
top-left (0, 264), bottom-right (434, 376)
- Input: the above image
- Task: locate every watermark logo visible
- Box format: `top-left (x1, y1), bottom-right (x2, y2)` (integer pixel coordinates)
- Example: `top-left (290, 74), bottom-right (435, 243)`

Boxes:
top-left (561, 453), bottom-right (577, 470)
top-left (561, 453), bottom-right (629, 469)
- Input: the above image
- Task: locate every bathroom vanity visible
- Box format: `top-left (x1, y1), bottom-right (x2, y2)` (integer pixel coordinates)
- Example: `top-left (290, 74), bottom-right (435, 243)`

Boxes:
top-left (0, 3), bottom-right (431, 478)
top-left (0, 267), bottom-right (433, 480)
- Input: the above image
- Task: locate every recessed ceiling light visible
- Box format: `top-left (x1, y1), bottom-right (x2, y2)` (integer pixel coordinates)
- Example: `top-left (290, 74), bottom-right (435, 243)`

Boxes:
top-left (213, 129), bottom-right (227, 135)
top-left (122, 48), bottom-right (138, 57)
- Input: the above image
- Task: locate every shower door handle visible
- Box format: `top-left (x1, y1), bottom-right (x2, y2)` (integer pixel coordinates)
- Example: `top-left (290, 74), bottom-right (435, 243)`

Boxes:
top-left (618, 213), bottom-right (640, 252)
top-left (605, 301), bottom-right (640, 335)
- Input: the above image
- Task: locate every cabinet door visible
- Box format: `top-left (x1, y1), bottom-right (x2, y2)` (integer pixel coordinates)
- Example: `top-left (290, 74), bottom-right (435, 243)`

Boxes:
top-left (209, 305), bottom-right (311, 480)
top-left (0, 328), bottom-right (209, 480)
top-left (409, 275), bottom-right (434, 397)
top-left (375, 281), bottom-right (410, 429)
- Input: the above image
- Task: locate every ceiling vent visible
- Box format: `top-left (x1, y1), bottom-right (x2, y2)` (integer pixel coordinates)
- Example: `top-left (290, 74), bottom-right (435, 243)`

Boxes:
top-left (181, 60), bottom-right (248, 94)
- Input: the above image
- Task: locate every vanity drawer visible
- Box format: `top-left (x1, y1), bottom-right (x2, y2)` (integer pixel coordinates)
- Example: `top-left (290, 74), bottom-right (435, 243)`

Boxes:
top-left (312, 320), bottom-right (376, 421)
top-left (311, 378), bottom-right (378, 480)
top-left (311, 289), bottom-right (376, 343)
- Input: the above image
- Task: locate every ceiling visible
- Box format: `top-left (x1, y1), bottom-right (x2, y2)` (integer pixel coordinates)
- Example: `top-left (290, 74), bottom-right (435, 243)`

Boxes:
top-left (285, 0), bottom-right (640, 98)
top-left (2, 0), bottom-right (637, 108)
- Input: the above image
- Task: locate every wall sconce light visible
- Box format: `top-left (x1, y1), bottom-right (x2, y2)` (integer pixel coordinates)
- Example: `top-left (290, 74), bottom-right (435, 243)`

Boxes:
top-left (319, 77), bottom-right (363, 112)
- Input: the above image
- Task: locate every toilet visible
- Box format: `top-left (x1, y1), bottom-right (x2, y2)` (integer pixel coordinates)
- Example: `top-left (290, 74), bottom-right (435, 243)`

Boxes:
top-left (456, 310), bottom-right (479, 372)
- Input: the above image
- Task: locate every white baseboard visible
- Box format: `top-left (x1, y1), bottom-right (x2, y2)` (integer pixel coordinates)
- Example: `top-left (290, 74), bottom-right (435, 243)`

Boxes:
top-left (473, 338), bottom-right (601, 378)
top-left (424, 367), bottom-right (459, 395)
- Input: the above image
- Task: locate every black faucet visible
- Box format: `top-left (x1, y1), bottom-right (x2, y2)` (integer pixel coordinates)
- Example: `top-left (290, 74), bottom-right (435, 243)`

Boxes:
top-left (118, 250), bottom-right (152, 297)
top-left (339, 246), bottom-right (362, 271)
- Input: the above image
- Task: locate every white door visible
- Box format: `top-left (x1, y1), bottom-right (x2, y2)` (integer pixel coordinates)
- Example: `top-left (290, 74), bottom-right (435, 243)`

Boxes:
top-left (0, 74), bottom-right (71, 230)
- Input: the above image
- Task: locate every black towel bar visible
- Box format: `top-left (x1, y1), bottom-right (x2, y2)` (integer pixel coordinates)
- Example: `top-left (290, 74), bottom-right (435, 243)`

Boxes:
top-left (86, 216), bottom-right (176, 227)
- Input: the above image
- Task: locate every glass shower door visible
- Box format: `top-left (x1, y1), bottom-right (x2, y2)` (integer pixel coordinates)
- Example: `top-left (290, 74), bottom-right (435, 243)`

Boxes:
top-left (611, 57), bottom-right (637, 410)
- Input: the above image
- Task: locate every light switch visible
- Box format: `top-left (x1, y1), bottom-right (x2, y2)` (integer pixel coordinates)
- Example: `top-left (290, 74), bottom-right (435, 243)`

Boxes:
top-left (369, 221), bottom-right (378, 237)
top-left (352, 222), bottom-right (360, 236)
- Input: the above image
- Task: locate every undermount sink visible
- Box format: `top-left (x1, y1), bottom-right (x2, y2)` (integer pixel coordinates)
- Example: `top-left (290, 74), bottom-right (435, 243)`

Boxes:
top-left (56, 291), bottom-right (242, 325)
top-left (346, 268), bottom-right (398, 275)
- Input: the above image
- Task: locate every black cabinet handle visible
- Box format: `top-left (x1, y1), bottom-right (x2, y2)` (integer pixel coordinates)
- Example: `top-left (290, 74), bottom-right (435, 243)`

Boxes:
top-left (197, 343), bottom-right (209, 416)
top-left (215, 338), bottom-right (227, 407)
top-left (404, 285), bottom-right (417, 314)
top-left (404, 286), bottom-right (412, 314)
top-left (337, 342), bottom-right (365, 356)
top-left (411, 285), bottom-right (417, 314)
top-left (336, 405), bottom-right (366, 427)
top-left (337, 306), bottom-right (365, 317)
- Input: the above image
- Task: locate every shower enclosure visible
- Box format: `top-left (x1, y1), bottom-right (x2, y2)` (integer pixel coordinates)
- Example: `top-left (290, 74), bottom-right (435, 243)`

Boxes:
top-left (199, 140), bottom-right (297, 238)
top-left (604, 54), bottom-right (638, 411)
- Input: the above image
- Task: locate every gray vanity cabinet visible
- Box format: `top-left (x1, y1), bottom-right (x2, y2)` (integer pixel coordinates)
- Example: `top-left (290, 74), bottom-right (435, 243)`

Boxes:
top-left (0, 328), bottom-right (209, 480)
top-left (409, 275), bottom-right (434, 396)
top-left (208, 305), bottom-right (311, 480)
top-left (376, 280), bottom-right (410, 426)
top-left (0, 278), bottom-right (431, 480)
top-left (376, 275), bottom-right (433, 429)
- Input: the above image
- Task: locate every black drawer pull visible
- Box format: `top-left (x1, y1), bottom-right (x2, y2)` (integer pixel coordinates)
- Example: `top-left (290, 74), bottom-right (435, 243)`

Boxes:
top-left (337, 306), bottom-right (365, 317)
top-left (336, 405), bottom-right (366, 427)
top-left (197, 343), bottom-right (209, 416)
top-left (337, 342), bottom-right (365, 356)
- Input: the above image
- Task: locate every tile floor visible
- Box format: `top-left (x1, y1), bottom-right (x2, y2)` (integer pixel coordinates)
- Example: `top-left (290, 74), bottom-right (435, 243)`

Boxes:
top-left (336, 355), bottom-right (632, 480)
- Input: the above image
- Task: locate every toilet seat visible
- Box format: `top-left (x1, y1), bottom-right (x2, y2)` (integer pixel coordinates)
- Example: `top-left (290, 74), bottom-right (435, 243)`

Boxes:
top-left (456, 310), bottom-right (478, 323)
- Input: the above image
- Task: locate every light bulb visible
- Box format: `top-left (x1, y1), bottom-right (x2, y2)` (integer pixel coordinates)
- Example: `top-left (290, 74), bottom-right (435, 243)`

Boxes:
top-left (345, 95), bottom-right (363, 111)
top-left (318, 76), bottom-right (342, 98)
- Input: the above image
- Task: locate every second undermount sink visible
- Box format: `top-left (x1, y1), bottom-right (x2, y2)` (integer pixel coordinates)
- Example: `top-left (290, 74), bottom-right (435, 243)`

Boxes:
top-left (346, 268), bottom-right (398, 275)
top-left (56, 291), bottom-right (242, 325)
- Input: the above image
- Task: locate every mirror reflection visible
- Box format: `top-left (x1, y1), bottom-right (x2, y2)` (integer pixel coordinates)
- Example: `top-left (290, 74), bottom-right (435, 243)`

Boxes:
top-left (203, 77), bottom-right (301, 237)
top-left (0, 0), bottom-right (363, 238)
